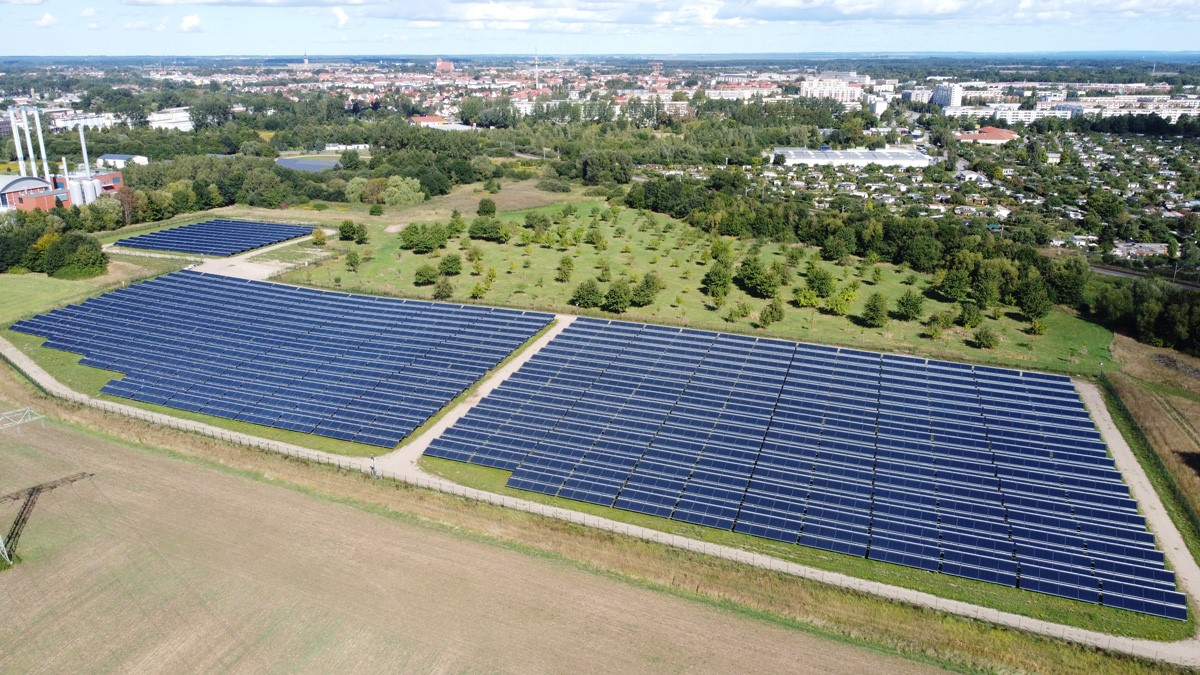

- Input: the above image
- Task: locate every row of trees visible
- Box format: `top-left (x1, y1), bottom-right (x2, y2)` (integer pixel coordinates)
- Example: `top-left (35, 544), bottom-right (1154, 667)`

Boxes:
top-left (0, 211), bottom-right (107, 279)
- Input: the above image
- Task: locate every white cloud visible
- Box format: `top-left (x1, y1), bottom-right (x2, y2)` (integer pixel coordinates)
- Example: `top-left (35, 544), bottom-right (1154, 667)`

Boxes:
top-left (87, 21), bottom-right (102, 29)
top-left (332, 6), bottom-right (349, 27)
top-left (34, 12), bottom-right (57, 27)
top-left (0, 0), bottom-right (45, 5)
top-left (123, 19), bottom-right (150, 29)
top-left (81, 7), bottom-right (97, 17)
top-left (180, 13), bottom-right (202, 30)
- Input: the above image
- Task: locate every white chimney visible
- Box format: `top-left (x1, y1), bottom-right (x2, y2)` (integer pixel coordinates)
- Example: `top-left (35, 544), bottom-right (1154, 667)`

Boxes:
top-left (33, 107), bottom-right (51, 184)
top-left (78, 125), bottom-right (92, 179)
top-left (8, 108), bottom-right (26, 177)
top-left (20, 108), bottom-right (37, 180)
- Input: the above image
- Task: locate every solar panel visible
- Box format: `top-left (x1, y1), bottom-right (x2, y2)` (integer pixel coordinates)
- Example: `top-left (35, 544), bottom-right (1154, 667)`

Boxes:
top-left (13, 270), bottom-right (552, 448)
top-left (421, 316), bottom-right (1187, 620)
top-left (114, 219), bottom-right (314, 256)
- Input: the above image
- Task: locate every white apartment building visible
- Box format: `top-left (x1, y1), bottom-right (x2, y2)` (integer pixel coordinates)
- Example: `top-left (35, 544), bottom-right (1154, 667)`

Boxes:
top-left (931, 83), bottom-right (964, 108)
top-left (147, 106), bottom-right (194, 132)
top-left (799, 79), bottom-right (863, 105)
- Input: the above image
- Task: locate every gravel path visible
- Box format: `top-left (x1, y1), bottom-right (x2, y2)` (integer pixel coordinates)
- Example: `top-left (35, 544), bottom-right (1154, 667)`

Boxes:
top-left (3, 321), bottom-right (1198, 667)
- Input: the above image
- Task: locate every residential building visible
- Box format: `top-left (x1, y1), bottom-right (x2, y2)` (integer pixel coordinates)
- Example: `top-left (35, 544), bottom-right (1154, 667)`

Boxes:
top-left (147, 107), bottom-right (194, 132)
top-left (931, 83), bottom-right (964, 108)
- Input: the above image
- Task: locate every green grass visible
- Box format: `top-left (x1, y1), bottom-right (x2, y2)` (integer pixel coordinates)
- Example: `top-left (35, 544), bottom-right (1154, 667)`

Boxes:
top-left (0, 274), bottom-right (107, 326)
top-left (276, 201), bottom-right (1112, 376)
top-left (419, 454), bottom-right (1195, 641)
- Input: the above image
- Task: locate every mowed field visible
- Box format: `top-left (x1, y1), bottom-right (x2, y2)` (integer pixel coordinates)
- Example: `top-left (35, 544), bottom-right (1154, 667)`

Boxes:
top-left (0, 420), bottom-right (945, 674)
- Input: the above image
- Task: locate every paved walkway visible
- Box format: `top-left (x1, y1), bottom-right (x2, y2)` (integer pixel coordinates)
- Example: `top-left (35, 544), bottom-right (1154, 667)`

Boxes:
top-left (2, 328), bottom-right (1198, 666)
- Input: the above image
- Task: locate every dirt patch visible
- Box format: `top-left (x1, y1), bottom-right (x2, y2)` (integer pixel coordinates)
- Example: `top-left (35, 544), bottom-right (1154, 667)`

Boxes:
top-left (0, 422), bottom-right (941, 675)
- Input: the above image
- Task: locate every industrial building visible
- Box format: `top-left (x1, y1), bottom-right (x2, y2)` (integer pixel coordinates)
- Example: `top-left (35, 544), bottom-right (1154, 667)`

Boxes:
top-left (770, 147), bottom-right (933, 168)
top-left (2, 106), bottom-right (121, 212)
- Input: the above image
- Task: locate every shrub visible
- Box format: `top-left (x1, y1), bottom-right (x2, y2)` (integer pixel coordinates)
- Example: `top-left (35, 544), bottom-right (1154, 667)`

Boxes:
top-left (631, 271), bottom-right (663, 307)
top-left (974, 326), bottom-right (999, 349)
top-left (338, 220), bottom-right (356, 241)
top-left (354, 223), bottom-right (369, 244)
top-left (398, 223), bottom-right (449, 253)
top-left (792, 287), bottom-right (820, 308)
top-left (805, 263), bottom-right (836, 298)
top-left (369, 204), bottom-right (384, 216)
top-left (895, 288), bottom-right (926, 321)
top-left (310, 229), bottom-right (327, 246)
top-left (758, 298), bottom-right (785, 328)
top-left (536, 178), bottom-right (572, 193)
top-left (433, 277), bottom-right (454, 300)
top-left (725, 301), bottom-right (753, 323)
top-left (555, 255), bottom-right (574, 283)
top-left (345, 251), bottom-right (360, 272)
top-left (958, 302), bottom-right (984, 329)
top-left (438, 254), bottom-right (462, 276)
top-left (862, 292), bottom-right (889, 328)
top-left (413, 264), bottom-right (438, 286)
top-left (477, 198), bottom-right (496, 216)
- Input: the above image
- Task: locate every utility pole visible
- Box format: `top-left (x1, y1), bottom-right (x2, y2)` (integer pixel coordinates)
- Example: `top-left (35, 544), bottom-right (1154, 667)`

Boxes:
top-left (1, 473), bottom-right (93, 565)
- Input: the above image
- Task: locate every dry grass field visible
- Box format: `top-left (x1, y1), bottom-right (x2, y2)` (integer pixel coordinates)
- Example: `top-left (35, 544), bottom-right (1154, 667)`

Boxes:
top-left (0, 419), bottom-right (947, 674)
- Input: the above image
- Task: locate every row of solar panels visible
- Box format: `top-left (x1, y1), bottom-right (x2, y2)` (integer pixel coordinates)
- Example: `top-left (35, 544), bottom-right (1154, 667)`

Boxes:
top-left (13, 271), bottom-right (552, 447)
top-left (423, 317), bottom-right (1186, 620)
top-left (114, 219), bottom-right (314, 257)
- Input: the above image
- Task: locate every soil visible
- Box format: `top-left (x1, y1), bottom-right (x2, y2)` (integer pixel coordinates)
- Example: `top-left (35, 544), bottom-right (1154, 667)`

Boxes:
top-left (0, 421), bottom-right (942, 674)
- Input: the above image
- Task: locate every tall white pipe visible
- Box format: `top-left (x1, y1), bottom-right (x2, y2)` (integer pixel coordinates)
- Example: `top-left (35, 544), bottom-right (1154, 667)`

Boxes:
top-left (33, 108), bottom-right (51, 183)
top-left (78, 125), bottom-right (92, 179)
top-left (20, 108), bottom-right (37, 180)
top-left (8, 108), bottom-right (27, 176)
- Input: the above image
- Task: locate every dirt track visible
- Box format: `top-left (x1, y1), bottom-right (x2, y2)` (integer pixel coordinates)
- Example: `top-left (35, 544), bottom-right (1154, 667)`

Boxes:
top-left (0, 422), bottom-right (942, 674)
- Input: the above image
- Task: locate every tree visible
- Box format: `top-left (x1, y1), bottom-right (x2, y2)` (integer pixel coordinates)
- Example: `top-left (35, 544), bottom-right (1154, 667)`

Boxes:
top-left (895, 288), bottom-right (926, 321)
top-left (824, 290), bottom-right (854, 316)
top-left (958, 302), bottom-right (984, 328)
top-left (571, 279), bottom-right (604, 308)
top-left (439, 253), bottom-right (462, 276)
top-left (339, 150), bottom-right (361, 170)
top-left (345, 251), bottom-right (360, 272)
top-left (580, 149), bottom-right (634, 185)
top-left (631, 271), bottom-right (663, 307)
top-left (1017, 275), bottom-right (1053, 321)
top-left (702, 261), bottom-right (733, 302)
top-left (311, 228), bottom-right (327, 246)
top-left (339, 220), bottom-right (357, 241)
top-left (862, 292), bottom-right (889, 328)
top-left (937, 267), bottom-right (972, 302)
top-left (805, 263), bottom-right (835, 298)
top-left (734, 256), bottom-right (780, 299)
top-left (237, 168), bottom-right (284, 208)
top-left (792, 287), bottom-right (820, 308)
top-left (759, 298), bottom-right (785, 328)
top-left (433, 277), bottom-right (454, 300)
top-left (345, 177), bottom-right (368, 203)
top-left (414, 264), bottom-right (438, 286)
top-left (382, 176), bottom-right (425, 206)
top-left (354, 223), bottom-right (369, 245)
top-left (555, 255), bottom-right (574, 283)
top-left (477, 198), bottom-right (496, 216)
top-left (189, 96), bottom-right (233, 130)
top-left (369, 204), bottom-right (384, 216)
top-left (603, 279), bottom-right (632, 313)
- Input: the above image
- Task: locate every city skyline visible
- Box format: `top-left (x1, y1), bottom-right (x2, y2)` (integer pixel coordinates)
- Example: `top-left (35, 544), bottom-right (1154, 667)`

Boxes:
top-left (4, 0), bottom-right (1200, 57)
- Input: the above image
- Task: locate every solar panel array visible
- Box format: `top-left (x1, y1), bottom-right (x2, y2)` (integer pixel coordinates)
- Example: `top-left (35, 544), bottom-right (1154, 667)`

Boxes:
top-left (114, 219), bottom-right (313, 256)
top-left (12, 271), bottom-right (552, 447)
top-left (426, 317), bottom-right (1187, 620)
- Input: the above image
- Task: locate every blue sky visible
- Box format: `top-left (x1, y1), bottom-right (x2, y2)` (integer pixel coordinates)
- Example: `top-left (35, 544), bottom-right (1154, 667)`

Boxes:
top-left (4, 0), bottom-right (1200, 56)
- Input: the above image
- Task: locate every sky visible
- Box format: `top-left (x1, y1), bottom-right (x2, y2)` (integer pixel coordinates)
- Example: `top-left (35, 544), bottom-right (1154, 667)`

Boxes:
top-left (3, 0), bottom-right (1200, 57)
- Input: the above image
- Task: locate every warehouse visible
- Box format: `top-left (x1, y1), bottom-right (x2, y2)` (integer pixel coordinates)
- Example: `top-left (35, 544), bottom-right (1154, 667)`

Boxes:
top-left (770, 147), bottom-right (933, 168)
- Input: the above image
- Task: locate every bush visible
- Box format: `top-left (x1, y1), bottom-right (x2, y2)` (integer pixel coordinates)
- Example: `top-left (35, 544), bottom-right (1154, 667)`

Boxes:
top-left (469, 216), bottom-right (510, 242)
top-left (413, 264), bottom-right (438, 286)
top-left (536, 178), bottom-right (572, 193)
top-left (354, 223), bottom-right (369, 244)
top-left (974, 326), bottom-right (999, 349)
top-left (433, 277), bottom-right (454, 300)
top-left (399, 223), bottom-right (449, 253)
top-left (792, 287), bottom-right (820, 308)
top-left (805, 263), bottom-right (835, 298)
top-left (369, 204), bottom-right (384, 216)
top-left (311, 229), bottom-right (327, 246)
top-left (477, 198), bottom-right (496, 216)
top-left (555, 255), bottom-right (574, 283)
top-left (438, 254), bottom-right (462, 276)
top-left (758, 298), bottom-right (785, 328)
top-left (338, 220), bottom-right (356, 241)
top-left (1028, 318), bottom-right (1048, 335)
top-left (958, 302), bottom-right (984, 329)
top-left (725, 301), bottom-right (753, 323)
top-left (631, 271), bottom-right (663, 307)
top-left (734, 256), bottom-right (779, 299)
top-left (345, 251), bottom-right (360, 272)
top-left (862, 292), bottom-right (889, 328)
top-left (895, 288), bottom-right (926, 321)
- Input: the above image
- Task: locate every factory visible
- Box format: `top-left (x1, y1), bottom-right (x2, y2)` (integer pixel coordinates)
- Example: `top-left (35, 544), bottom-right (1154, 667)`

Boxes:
top-left (2, 106), bottom-right (122, 212)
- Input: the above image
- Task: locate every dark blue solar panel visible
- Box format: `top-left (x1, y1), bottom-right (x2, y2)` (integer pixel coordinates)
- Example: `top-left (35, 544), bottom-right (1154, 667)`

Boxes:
top-left (114, 219), bottom-right (314, 256)
top-left (13, 270), bottom-right (552, 447)
top-left (420, 316), bottom-right (1187, 620)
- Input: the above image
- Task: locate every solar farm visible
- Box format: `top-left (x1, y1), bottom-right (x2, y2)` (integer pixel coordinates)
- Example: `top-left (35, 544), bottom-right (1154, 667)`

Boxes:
top-left (112, 219), bottom-right (314, 256)
top-left (11, 271), bottom-right (551, 447)
top-left (426, 317), bottom-right (1188, 620)
top-left (6, 270), bottom-right (1189, 622)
